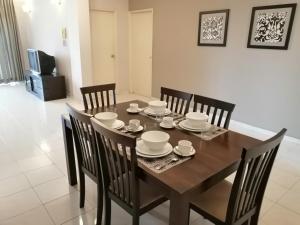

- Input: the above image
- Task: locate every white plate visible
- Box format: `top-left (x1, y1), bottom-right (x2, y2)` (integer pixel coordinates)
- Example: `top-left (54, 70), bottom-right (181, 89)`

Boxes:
top-left (126, 108), bottom-right (143, 114)
top-left (179, 120), bottom-right (211, 132)
top-left (144, 108), bottom-right (171, 116)
top-left (136, 140), bottom-right (173, 157)
top-left (111, 120), bottom-right (125, 130)
top-left (160, 122), bottom-right (176, 129)
top-left (173, 146), bottom-right (196, 157)
top-left (125, 125), bottom-right (144, 133)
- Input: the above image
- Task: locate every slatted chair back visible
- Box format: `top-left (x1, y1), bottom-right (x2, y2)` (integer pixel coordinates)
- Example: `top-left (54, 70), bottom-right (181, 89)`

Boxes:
top-left (80, 83), bottom-right (116, 110)
top-left (193, 94), bottom-right (235, 129)
top-left (160, 87), bottom-right (193, 115)
top-left (66, 104), bottom-right (99, 179)
top-left (91, 118), bottom-right (140, 211)
top-left (226, 129), bottom-right (287, 225)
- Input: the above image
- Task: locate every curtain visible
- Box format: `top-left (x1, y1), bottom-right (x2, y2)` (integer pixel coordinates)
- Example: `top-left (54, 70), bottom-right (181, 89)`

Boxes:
top-left (0, 0), bottom-right (23, 83)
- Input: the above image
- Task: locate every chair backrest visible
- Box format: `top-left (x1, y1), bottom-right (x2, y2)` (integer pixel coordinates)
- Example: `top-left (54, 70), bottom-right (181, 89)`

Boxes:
top-left (226, 129), bottom-right (287, 225)
top-left (80, 83), bottom-right (116, 110)
top-left (160, 87), bottom-right (193, 115)
top-left (91, 118), bottom-right (140, 211)
top-left (193, 94), bottom-right (235, 129)
top-left (66, 103), bottom-right (99, 179)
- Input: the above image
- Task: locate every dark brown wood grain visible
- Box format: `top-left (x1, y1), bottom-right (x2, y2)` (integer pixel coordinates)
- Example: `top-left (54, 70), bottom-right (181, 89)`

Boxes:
top-left (66, 104), bottom-right (103, 225)
top-left (80, 83), bottom-right (116, 110)
top-left (65, 100), bottom-right (262, 225)
top-left (160, 87), bottom-right (193, 115)
top-left (193, 94), bottom-right (235, 129)
top-left (91, 118), bottom-right (168, 225)
top-left (190, 129), bottom-right (286, 225)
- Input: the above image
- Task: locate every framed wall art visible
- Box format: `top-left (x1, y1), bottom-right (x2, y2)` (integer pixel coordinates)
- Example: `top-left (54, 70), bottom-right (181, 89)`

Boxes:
top-left (198, 9), bottom-right (230, 47)
top-left (247, 4), bottom-right (297, 50)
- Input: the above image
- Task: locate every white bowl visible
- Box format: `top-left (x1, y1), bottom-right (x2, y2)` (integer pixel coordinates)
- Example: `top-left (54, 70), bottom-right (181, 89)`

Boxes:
top-left (141, 131), bottom-right (170, 151)
top-left (186, 112), bottom-right (209, 128)
top-left (148, 101), bottom-right (167, 114)
top-left (95, 112), bottom-right (118, 127)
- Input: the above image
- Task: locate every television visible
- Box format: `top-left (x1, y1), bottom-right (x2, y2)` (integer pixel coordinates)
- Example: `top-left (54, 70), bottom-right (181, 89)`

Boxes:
top-left (27, 49), bottom-right (56, 75)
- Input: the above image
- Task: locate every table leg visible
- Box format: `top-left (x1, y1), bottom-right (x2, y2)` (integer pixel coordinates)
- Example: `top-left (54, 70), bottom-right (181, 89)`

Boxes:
top-left (169, 191), bottom-right (190, 225)
top-left (61, 115), bottom-right (77, 186)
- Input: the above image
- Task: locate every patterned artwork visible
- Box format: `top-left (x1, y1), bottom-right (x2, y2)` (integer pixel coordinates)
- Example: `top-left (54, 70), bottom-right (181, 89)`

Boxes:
top-left (198, 9), bottom-right (230, 46)
top-left (254, 11), bottom-right (288, 43)
top-left (202, 15), bottom-right (225, 41)
top-left (248, 4), bottom-right (297, 50)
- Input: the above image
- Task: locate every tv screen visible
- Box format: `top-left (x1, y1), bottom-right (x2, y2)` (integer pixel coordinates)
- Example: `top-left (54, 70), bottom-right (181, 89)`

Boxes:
top-left (28, 49), bottom-right (40, 74)
top-left (27, 49), bottom-right (56, 75)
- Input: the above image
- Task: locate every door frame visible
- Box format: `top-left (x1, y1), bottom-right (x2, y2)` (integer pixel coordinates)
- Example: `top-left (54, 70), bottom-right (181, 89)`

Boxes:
top-left (89, 9), bottom-right (118, 87)
top-left (128, 8), bottom-right (153, 97)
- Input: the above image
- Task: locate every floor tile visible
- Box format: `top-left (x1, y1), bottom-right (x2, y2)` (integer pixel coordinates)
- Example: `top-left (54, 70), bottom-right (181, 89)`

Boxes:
top-left (278, 182), bottom-right (300, 214)
top-left (0, 152), bottom-right (15, 165)
top-left (1, 84), bottom-right (300, 225)
top-left (61, 209), bottom-right (97, 225)
top-left (264, 181), bottom-right (288, 202)
top-left (262, 204), bottom-right (300, 225)
top-left (45, 191), bottom-right (94, 225)
top-left (34, 177), bottom-right (76, 203)
top-left (0, 162), bottom-right (22, 180)
top-left (17, 155), bottom-right (53, 172)
top-left (0, 174), bottom-right (31, 197)
top-left (25, 165), bottom-right (64, 186)
top-left (270, 168), bottom-right (300, 189)
top-left (0, 189), bottom-right (41, 221)
top-left (261, 198), bottom-right (275, 216)
top-left (0, 206), bottom-right (54, 225)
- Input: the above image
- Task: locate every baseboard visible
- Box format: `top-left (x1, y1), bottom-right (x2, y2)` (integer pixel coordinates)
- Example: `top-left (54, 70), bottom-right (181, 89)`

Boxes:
top-left (230, 119), bottom-right (300, 144)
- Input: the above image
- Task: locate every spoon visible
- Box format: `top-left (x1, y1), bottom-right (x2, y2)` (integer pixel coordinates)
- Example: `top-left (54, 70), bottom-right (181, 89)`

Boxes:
top-left (155, 157), bottom-right (179, 170)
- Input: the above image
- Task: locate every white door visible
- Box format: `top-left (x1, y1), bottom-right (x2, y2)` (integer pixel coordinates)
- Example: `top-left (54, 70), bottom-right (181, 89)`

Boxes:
top-left (129, 10), bottom-right (153, 97)
top-left (90, 10), bottom-right (116, 85)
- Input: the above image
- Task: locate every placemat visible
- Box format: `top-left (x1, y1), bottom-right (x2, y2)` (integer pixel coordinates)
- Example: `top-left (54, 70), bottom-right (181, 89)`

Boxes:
top-left (139, 109), bottom-right (184, 121)
top-left (192, 127), bottom-right (228, 140)
top-left (138, 153), bottom-right (191, 174)
top-left (176, 123), bottom-right (228, 141)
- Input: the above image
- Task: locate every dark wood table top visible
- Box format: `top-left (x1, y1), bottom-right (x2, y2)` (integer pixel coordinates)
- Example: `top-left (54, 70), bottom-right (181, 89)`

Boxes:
top-left (86, 100), bottom-right (262, 195)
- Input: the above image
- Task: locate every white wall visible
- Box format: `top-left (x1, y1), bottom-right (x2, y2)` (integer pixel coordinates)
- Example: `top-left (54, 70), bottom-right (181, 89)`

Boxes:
top-left (14, 0), bottom-right (129, 98)
top-left (90, 0), bottom-right (130, 93)
top-left (130, 0), bottom-right (300, 139)
top-left (13, 0), bottom-right (73, 94)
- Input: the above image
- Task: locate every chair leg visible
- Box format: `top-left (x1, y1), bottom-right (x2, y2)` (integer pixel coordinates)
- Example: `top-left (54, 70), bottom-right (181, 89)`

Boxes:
top-left (79, 170), bottom-right (85, 208)
top-left (132, 215), bottom-right (139, 225)
top-left (96, 182), bottom-right (103, 225)
top-left (104, 195), bottom-right (111, 225)
top-left (250, 214), bottom-right (259, 225)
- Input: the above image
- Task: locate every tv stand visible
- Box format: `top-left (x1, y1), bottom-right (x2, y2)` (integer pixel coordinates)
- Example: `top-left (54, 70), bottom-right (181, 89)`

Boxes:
top-left (25, 70), bottom-right (66, 101)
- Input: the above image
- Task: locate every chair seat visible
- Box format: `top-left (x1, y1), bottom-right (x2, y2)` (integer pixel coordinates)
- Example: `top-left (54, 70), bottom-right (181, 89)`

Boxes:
top-left (190, 180), bottom-right (232, 222)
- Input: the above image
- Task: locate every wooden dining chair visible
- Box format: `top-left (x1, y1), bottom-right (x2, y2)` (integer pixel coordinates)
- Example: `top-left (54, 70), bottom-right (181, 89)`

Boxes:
top-left (80, 83), bottom-right (116, 110)
top-left (189, 128), bottom-right (287, 225)
top-left (160, 87), bottom-right (193, 115)
top-left (193, 94), bottom-right (236, 129)
top-left (66, 104), bottom-right (103, 225)
top-left (91, 118), bottom-right (168, 225)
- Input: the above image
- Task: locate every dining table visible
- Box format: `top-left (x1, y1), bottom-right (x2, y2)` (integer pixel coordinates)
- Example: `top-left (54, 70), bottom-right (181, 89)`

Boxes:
top-left (61, 100), bottom-right (261, 225)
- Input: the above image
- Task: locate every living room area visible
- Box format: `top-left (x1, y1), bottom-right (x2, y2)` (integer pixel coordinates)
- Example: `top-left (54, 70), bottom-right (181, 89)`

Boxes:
top-left (1, 0), bottom-right (300, 225)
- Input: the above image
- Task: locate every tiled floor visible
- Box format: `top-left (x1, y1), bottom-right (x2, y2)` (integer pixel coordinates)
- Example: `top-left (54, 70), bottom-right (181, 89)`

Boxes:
top-left (0, 83), bottom-right (299, 225)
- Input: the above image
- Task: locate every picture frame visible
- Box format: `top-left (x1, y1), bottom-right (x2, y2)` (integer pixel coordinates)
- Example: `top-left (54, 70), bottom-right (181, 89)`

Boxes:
top-left (247, 4), bottom-right (297, 50)
top-left (198, 9), bottom-right (230, 47)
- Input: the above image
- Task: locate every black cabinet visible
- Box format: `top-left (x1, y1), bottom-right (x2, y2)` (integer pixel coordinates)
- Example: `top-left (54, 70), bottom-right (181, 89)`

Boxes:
top-left (25, 71), bottom-right (66, 101)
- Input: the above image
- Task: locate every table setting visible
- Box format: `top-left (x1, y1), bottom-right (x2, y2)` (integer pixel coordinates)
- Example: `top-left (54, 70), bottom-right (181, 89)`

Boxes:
top-left (91, 100), bottom-right (228, 173)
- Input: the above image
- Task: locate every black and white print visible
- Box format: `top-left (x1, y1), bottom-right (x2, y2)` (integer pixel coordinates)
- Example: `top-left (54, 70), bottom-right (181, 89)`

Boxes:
top-left (254, 11), bottom-right (288, 43)
top-left (198, 9), bottom-right (230, 47)
top-left (202, 15), bottom-right (225, 41)
top-left (248, 4), bottom-right (297, 50)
